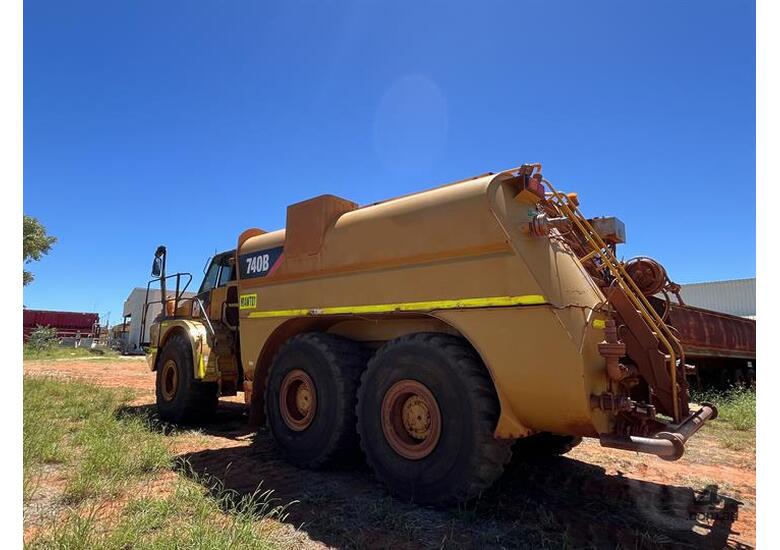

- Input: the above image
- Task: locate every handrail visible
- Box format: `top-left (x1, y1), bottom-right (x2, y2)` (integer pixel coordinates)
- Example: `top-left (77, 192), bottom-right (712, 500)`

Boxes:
top-left (139, 272), bottom-right (193, 348)
top-left (542, 177), bottom-right (685, 421)
top-left (187, 296), bottom-right (216, 337)
top-left (139, 295), bottom-right (215, 351)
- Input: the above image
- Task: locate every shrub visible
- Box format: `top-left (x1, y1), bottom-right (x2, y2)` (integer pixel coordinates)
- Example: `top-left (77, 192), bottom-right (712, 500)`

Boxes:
top-left (27, 325), bottom-right (59, 351)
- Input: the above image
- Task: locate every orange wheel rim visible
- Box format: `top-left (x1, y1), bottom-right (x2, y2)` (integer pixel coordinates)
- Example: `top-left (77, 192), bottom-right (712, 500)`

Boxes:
top-left (279, 369), bottom-right (317, 431)
top-left (161, 359), bottom-right (178, 402)
top-left (381, 379), bottom-right (441, 460)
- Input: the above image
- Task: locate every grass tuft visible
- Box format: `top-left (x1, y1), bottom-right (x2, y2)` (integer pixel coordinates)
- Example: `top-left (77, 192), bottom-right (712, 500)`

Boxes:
top-left (691, 386), bottom-right (755, 452)
top-left (693, 386), bottom-right (755, 432)
top-left (28, 469), bottom-right (293, 549)
top-left (24, 376), bottom-right (295, 548)
top-left (23, 345), bottom-right (120, 361)
top-left (24, 377), bottom-right (168, 504)
top-left (63, 413), bottom-right (170, 503)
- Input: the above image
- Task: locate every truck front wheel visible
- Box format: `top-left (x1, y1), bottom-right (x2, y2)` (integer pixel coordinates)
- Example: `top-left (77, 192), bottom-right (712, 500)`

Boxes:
top-left (155, 333), bottom-right (218, 424)
top-left (356, 333), bottom-right (512, 505)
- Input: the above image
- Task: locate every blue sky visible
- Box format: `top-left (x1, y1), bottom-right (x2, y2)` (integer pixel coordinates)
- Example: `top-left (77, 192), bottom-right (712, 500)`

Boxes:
top-left (23, 1), bottom-right (755, 324)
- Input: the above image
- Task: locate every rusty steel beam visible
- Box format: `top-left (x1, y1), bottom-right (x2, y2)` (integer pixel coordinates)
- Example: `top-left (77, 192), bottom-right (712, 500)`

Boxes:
top-left (649, 297), bottom-right (755, 360)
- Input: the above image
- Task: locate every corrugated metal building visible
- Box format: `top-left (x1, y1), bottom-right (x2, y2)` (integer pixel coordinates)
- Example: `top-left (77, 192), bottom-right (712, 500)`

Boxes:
top-left (677, 277), bottom-right (755, 319)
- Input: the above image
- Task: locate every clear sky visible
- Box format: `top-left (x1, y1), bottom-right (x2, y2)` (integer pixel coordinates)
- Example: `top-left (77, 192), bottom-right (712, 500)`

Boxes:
top-left (23, 1), bottom-right (755, 324)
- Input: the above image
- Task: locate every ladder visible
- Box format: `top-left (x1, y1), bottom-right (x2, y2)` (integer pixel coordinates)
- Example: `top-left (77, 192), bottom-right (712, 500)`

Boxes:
top-left (542, 177), bottom-right (686, 421)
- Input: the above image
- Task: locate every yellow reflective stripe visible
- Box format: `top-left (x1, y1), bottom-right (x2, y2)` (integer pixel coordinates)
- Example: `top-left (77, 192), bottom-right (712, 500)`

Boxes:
top-left (247, 295), bottom-right (546, 319)
top-left (197, 353), bottom-right (206, 379)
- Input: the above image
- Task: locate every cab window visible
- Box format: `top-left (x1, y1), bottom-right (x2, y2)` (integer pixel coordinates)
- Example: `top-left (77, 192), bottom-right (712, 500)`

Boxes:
top-left (198, 261), bottom-right (221, 294)
top-left (217, 260), bottom-right (234, 287)
top-left (198, 253), bottom-right (235, 294)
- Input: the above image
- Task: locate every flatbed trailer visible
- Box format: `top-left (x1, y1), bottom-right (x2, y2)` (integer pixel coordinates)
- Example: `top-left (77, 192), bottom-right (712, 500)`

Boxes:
top-left (650, 298), bottom-right (756, 387)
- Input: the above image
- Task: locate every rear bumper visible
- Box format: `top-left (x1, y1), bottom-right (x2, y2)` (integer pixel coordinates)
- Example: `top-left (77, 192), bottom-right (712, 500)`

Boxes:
top-left (598, 403), bottom-right (718, 461)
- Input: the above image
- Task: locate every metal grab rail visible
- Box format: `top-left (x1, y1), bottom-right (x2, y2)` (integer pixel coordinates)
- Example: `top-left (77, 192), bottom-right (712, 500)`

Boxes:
top-left (139, 272), bottom-right (192, 348)
top-left (542, 177), bottom-right (686, 421)
top-left (186, 295), bottom-right (216, 338)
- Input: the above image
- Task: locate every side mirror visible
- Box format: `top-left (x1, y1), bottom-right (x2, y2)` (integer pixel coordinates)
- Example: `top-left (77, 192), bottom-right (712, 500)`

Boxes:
top-left (151, 256), bottom-right (162, 277)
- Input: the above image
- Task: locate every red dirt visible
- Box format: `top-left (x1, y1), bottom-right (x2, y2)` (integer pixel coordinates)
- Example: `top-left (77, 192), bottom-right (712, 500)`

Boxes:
top-left (25, 358), bottom-right (756, 549)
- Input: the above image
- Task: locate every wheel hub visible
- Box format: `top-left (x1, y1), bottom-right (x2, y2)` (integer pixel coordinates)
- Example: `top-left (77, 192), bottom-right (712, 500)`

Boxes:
top-left (279, 369), bottom-right (317, 431)
top-left (402, 396), bottom-right (431, 440)
top-left (295, 385), bottom-right (312, 415)
top-left (161, 359), bottom-right (178, 402)
top-left (381, 379), bottom-right (441, 460)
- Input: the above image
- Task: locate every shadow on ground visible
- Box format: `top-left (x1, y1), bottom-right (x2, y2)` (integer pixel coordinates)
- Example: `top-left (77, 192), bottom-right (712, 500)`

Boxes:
top-left (116, 401), bottom-right (253, 440)
top-left (124, 402), bottom-right (748, 550)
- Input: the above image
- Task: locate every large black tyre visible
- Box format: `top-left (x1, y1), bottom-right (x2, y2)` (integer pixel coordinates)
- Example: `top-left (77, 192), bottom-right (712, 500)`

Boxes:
top-left (356, 333), bottom-right (512, 506)
top-left (264, 332), bottom-right (367, 469)
top-left (512, 432), bottom-right (582, 458)
top-left (155, 332), bottom-right (218, 424)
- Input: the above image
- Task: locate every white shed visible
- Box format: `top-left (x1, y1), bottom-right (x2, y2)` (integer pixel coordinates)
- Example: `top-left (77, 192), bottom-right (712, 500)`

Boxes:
top-left (121, 288), bottom-right (195, 354)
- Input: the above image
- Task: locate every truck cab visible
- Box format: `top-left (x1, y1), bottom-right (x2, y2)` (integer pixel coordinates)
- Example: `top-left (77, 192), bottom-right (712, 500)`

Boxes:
top-left (196, 251), bottom-right (239, 328)
top-left (142, 247), bottom-right (242, 423)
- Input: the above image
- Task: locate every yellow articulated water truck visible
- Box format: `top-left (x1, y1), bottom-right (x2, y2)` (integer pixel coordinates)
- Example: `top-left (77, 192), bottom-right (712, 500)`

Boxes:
top-left (140, 163), bottom-right (719, 505)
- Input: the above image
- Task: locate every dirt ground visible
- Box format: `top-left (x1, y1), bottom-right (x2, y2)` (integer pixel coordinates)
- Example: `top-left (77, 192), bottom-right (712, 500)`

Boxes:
top-left (24, 358), bottom-right (756, 549)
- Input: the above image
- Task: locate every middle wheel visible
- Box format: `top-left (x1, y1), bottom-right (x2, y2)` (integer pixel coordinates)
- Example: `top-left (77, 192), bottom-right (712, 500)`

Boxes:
top-left (265, 332), bottom-right (366, 469)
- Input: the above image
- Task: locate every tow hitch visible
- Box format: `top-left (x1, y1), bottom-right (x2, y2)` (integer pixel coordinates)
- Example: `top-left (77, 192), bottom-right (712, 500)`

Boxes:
top-left (598, 403), bottom-right (718, 461)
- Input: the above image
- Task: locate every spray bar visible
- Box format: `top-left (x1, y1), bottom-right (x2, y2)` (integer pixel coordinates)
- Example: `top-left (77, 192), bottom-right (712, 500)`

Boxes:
top-left (598, 403), bottom-right (718, 461)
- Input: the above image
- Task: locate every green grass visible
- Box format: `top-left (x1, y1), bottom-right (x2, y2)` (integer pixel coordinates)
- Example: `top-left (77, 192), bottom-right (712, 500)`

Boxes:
top-left (27, 471), bottom-right (294, 550)
top-left (23, 345), bottom-right (121, 361)
top-left (24, 376), bottom-right (292, 548)
top-left (24, 377), bottom-right (169, 504)
top-left (692, 386), bottom-right (755, 450)
top-left (694, 386), bottom-right (755, 431)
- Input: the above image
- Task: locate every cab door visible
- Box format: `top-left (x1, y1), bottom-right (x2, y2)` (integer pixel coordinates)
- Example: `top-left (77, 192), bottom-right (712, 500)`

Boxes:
top-left (208, 261), bottom-right (234, 321)
top-left (196, 252), bottom-right (236, 324)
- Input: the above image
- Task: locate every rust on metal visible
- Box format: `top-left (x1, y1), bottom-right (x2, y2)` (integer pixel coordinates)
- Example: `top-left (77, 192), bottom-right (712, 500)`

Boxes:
top-left (161, 359), bottom-right (178, 402)
top-left (588, 216), bottom-right (626, 245)
top-left (279, 369), bottom-right (317, 431)
top-left (597, 319), bottom-right (635, 383)
top-left (381, 379), bottom-right (442, 460)
top-left (606, 285), bottom-right (681, 418)
top-left (624, 257), bottom-right (668, 297)
top-left (653, 297), bottom-right (756, 360)
top-left (599, 403), bottom-right (717, 461)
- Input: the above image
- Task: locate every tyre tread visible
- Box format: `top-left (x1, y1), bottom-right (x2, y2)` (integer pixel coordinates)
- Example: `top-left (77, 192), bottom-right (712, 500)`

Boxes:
top-left (357, 332), bottom-right (512, 505)
top-left (264, 332), bottom-right (368, 469)
top-left (156, 332), bottom-right (218, 424)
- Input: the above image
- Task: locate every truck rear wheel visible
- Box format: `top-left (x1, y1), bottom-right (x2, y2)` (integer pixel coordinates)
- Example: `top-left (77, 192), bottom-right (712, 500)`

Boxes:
top-left (264, 333), bottom-right (367, 469)
top-left (155, 333), bottom-right (218, 424)
top-left (356, 333), bottom-right (512, 505)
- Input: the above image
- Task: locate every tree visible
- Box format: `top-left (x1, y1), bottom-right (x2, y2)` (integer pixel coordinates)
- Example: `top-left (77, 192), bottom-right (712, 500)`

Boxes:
top-left (23, 215), bottom-right (57, 285)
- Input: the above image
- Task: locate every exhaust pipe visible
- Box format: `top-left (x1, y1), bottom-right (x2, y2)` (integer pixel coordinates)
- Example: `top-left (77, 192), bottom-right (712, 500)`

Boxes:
top-left (599, 403), bottom-right (717, 461)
